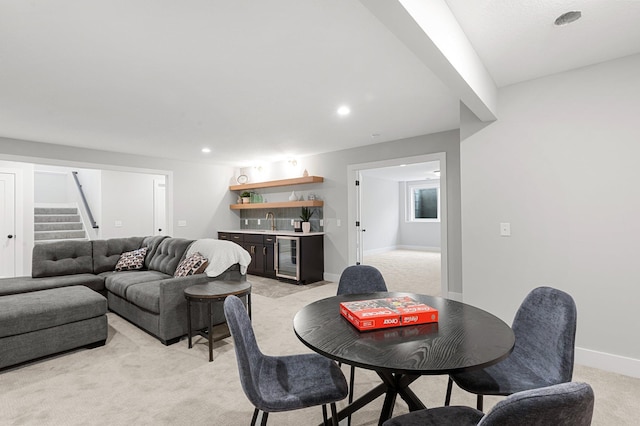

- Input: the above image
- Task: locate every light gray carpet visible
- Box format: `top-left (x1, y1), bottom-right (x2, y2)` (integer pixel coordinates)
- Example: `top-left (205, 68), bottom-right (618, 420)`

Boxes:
top-left (1, 252), bottom-right (638, 425)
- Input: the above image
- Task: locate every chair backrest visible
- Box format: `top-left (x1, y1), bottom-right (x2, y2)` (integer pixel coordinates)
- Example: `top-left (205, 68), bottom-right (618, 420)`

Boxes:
top-left (478, 382), bottom-right (594, 426)
top-left (223, 295), bottom-right (265, 409)
top-left (511, 286), bottom-right (577, 384)
top-left (337, 265), bottom-right (388, 295)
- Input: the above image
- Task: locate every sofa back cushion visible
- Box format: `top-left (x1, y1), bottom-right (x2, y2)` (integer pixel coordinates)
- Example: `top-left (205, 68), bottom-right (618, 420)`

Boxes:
top-left (92, 237), bottom-right (145, 273)
top-left (147, 238), bottom-right (193, 275)
top-left (32, 240), bottom-right (94, 278)
top-left (141, 235), bottom-right (169, 269)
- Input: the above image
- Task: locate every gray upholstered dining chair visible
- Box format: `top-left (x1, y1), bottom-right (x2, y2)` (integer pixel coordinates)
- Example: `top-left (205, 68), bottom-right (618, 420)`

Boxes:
top-left (382, 382), bottom-right (594, 426)
top-left (445, 286), bottom-right (577, 411)
top-left (223, 295), bottom-right (348, 426)
top-left (337, 264), bottom-right (388, 425)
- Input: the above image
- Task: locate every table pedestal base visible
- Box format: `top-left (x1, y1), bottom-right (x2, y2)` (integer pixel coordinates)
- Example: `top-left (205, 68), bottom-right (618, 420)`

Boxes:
top-left (324, 372), bottom-right (425, 426)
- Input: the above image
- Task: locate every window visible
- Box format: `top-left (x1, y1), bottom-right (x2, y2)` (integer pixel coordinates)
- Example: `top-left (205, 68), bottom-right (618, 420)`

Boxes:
top-left (407, 181), bottom-right (440, 222)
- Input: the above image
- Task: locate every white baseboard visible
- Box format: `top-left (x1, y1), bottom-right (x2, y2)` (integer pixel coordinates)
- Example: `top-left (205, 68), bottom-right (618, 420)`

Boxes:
top-left (575, 347), bottom-right (640, 378)
top-left (363, 246), bottom-right (398, 256)
top-left (397, 245), bottom-right (441, 252)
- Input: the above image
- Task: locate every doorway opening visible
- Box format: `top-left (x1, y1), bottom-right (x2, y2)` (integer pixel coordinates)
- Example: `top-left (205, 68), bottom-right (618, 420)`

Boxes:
top-left (347, 153), bottom-right (447, 297)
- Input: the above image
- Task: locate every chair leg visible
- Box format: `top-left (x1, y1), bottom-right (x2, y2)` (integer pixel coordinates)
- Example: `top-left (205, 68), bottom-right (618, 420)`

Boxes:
top-left (330, 402), bottom-right (339, 426)
top-left (260, 411), bottom-right (269, 426)
top-left (322, 404), bottom-right (328, 426)
top-left (347, 365), bottom-right (355, 426)
top-left (251, 408), bottom-right (259, 426)
top-left (477, 395), bottom-right (484, 411)
top-left (445, 377), bottom-right (453, 406)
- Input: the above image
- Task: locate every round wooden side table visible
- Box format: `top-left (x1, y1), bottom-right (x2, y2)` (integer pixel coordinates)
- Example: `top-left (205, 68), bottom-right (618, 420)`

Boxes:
top-left (184, 280), bottom-right (252, 362)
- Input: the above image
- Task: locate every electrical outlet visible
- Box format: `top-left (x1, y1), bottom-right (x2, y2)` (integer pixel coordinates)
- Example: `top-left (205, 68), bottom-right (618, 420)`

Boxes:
top-left (257, 219), bottom-right (261, 225)
top-left (114, 220), bottom-right (122, 227)
top-left (500, 222), bottom-right (511, 236)
top-left (320, 219), bottom-right (324, 227)
top-left (178, 220), bottom-right (187, 227)
top-left (291, 219), bottom-right (294, 226)
top-left (245, 219), bottom-right (248, 225)
top-left (337, 219), bottom-right (341, 227)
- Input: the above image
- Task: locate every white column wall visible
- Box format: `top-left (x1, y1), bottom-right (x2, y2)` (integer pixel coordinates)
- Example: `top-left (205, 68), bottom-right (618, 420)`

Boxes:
top-left (460, 53), bottom-right (640, 376)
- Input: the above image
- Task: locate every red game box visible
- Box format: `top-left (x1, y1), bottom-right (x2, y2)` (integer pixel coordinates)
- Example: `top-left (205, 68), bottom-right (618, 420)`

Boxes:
top-left (339, 296), bottom-right (439, 331)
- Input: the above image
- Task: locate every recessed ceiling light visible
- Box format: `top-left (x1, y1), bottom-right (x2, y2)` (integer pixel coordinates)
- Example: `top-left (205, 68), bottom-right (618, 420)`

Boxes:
top-left (554, 11), bottom-right (581, 26)
top-left (400, 164), bottom-right (407, 167)
top-left (337, 105), bottom-right (351, 116)
top-left (201, 147), bottom-right (211, 153)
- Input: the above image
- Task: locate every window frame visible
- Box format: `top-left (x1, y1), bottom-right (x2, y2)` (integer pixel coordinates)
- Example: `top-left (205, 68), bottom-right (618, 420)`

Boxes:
top-left (406, 180), bottom-right (440, 223)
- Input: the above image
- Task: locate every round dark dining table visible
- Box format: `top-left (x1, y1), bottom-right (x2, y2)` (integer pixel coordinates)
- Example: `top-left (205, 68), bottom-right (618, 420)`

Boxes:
top-left (293, 292), bottom-right (515, 425)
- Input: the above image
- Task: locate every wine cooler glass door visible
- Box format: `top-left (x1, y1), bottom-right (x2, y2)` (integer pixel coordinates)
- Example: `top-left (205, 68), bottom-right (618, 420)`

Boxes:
top-left (275, 236), bottom-right (299, 280)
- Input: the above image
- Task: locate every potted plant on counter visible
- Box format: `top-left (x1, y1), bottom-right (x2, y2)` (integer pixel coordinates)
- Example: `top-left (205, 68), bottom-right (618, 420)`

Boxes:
top-left (241, 191), bottom-right (251, 204)
top-left (300, 207), bottom-right (315, 233)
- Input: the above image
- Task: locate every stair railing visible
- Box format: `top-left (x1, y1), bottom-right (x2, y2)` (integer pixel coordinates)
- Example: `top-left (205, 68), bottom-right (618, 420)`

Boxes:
top-left (72, 171), bottom-right (99, 230)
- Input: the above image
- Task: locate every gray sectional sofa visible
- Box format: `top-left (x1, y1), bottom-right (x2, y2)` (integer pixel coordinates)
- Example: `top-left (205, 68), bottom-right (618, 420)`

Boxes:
top-left (0, 235), bottom-right (246, 349)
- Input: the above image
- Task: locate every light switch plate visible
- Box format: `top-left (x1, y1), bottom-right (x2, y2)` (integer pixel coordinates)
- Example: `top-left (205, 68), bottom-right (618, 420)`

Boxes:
top-left (114, 220), bottom-right (122, 227)
top-left (500, 222), bottom-right (511, 236)
top-left (337, 219), bottom-right (341, 227)
top-left (178, 220), bottom-right (187, 227)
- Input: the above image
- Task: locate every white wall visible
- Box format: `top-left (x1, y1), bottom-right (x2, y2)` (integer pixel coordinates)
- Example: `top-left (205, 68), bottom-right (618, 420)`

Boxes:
top-left (99, 170), bottom-right (159, 238)
top-left (0, 137), bottom-right (238, 248)
top-left (460, 53), bottom-right (640, 376)
top-left (298, 130), bottom-right (462, 286)
top-left (34, 171), bottom-right (68, 203)
top-left (361, 174), bottom-right (399, 254)
top-left (397, 180), bottom-right (441, 250)
top-left (243, 129), bottom-right (462, 287)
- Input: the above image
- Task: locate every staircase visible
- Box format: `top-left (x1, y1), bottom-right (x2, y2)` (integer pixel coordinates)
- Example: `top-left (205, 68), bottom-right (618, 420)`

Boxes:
top-left (34, 206), bottom-right (87, 244)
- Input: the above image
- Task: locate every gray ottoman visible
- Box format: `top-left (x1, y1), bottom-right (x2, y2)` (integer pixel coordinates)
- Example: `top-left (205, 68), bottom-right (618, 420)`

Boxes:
top-left (0, 286), bottom-right (108, 370)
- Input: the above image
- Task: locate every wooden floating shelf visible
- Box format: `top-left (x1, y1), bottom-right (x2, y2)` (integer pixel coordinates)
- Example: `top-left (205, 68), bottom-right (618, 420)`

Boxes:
top-left (230, 200), bottom-right (324, 210)
top-left (229, 176), bottom-right (323, 191)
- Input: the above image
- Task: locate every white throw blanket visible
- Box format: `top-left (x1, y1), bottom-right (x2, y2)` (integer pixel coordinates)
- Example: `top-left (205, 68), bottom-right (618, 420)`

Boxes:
top-left (186, 239), bottom-right (252, 276)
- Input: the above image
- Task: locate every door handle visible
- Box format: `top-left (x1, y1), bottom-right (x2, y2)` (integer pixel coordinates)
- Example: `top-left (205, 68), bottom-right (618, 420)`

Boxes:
top-left (263, 247), bottom-right (266, 256)
top-left (7, 235), bottom-right (14, 239)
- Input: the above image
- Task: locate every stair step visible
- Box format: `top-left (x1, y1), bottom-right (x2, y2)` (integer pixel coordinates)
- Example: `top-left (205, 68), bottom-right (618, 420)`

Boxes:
top-left (34, 207), bottom-right (78, 215)
top-left (34, 230), bottom-right (87, 240)
top-left (34, 222), bottom-right (83, 232)
top-left (35, 238), bottom-right (88, 245)
top-left (34, 214), bottom-right (81, 223)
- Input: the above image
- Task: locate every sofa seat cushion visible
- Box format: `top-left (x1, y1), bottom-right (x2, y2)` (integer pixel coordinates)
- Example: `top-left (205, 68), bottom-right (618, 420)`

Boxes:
top-left (103, 270), bottom-right (171, 299)
top-left (125, 281), bottom-right (162, 314)
top-left (0, 274), bottom-right (105, 297)
top-left (0, 286), bottom-right (107, 338)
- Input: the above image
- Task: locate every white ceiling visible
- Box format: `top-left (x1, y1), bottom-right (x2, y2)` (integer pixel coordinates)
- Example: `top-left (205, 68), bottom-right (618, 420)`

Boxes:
top-left (1, 0), bottom-right (639, 166)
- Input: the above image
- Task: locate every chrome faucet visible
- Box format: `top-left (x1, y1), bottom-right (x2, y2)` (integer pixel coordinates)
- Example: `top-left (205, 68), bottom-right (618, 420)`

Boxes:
top-left (265, 211), bottom-right (276, 231)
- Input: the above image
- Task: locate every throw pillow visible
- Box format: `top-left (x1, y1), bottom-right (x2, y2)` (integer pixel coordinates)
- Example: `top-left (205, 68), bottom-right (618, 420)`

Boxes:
top-left (114, 247), bottom-right (148, 272)
top-left (174, 252), bottom-right (209, 277)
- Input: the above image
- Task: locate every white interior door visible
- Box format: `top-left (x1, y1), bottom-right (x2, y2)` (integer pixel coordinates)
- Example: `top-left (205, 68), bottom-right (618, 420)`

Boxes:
top-left (0, 173), bottom-right (16, 278)
top-left (153, 179), bottom-right (167, 236)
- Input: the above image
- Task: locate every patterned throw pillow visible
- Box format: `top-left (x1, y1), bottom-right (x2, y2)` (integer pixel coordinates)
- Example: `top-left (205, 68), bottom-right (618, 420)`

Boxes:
top-left (114, 247), bottom-right (148, 272)
top-left (174, 252), bottom-right (209, 277)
